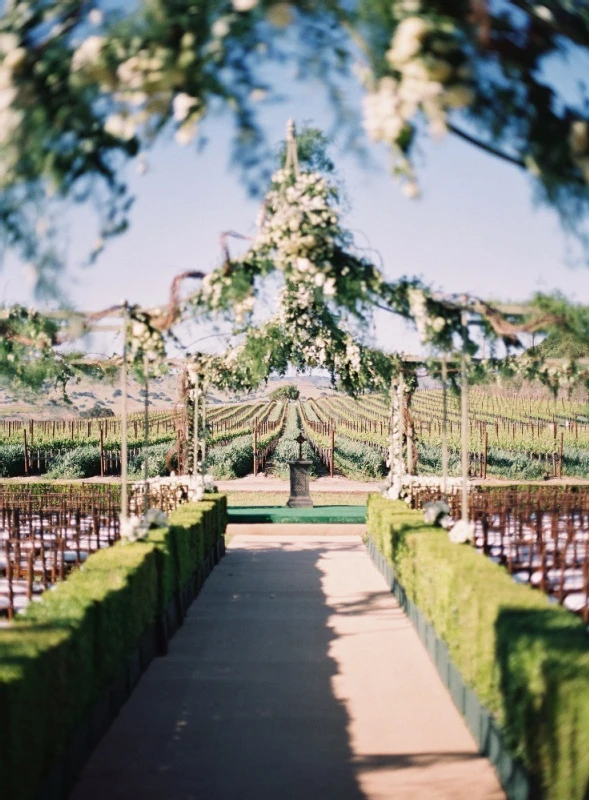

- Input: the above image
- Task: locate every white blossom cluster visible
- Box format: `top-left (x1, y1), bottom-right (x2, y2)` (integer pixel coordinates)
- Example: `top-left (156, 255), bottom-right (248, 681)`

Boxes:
top-left (384, 473), bottom-right (468, 501)
top-left (362, 14), bottom-right (474, 194)
top-left (194, 165), bottom-right (375, 384)
top-left (127, 317), bottom-right (167, 369)
top-left (0, 32), bottom-right (27, 187)
top-left (252, 169), bottom-right (368, 376)
top-left (71, 30), bottom-right (205, 147)
top-left (407, 287), bottom-right (445, 344)
top-left (120, 508), bottom-right (168, 543)
top-left (138, 473), bottom-right (216, 504)
top-left (251, 170), bottom-right (339, 296)
top-left (501, 353), bottom-right (580, 393)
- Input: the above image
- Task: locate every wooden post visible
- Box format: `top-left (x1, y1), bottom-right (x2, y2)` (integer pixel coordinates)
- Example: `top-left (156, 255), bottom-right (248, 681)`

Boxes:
top-left (253, 422), bottom-right (258, 477)
top-left (483, 430), bottom-right (488, 480)
top-left (120, 302), bottom-right (129, 522)
top-left (201, 380), bottom-right (207, 468)
top-left (461, 311), bottom-right (469, 522)
top-left (559, 431), bottom-right (564, 479)
top-left (99, 426), bottom-right (104, 478)
top-left (330, 426), bottom-right (335, 478)
top-left (143, 356), bottom-right (149, 515)
top-left (192, 370), bottom-right (199, 476)
top-left (23, 429), bottom-right (28, 476)
top-left (441, 356), bottom-right (448, 495)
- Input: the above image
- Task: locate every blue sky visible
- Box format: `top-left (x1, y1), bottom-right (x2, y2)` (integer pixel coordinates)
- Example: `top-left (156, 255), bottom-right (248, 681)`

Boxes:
top-left (2, 53), bottom-right (589, 360)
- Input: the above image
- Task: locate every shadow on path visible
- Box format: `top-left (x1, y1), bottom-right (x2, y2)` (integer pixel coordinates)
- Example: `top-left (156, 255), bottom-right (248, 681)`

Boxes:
top-left (71, 538), bottom-right (367, 800)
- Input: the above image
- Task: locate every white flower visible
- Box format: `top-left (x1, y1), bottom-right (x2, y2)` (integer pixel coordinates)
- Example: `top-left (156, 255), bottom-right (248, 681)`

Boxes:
top-left (0, 34), bottom-right (19, 55)
top-left (0, 106), bottom-right (22, 144)
top-left (232, 0), bottom-right (258, 10)
top-left (89, 8), bottom-right (104, 25)
top-left (104, 113), bottom-right (136, 140)
top-left (395, 0), bottom-right (421, 11)
top-left (402, 181), bottom-right (420, 199)
top-left (386, 17), bottom-right (431, 67)
top-left (212, 17), bottom-right (231, 38)
top-left (534, 5), bottom-right (553, 22)
top-left (4, 47), bottom-right (26, 71)
top-left (0, 86), bottom-right (17, 111)
top-left (407, 287), bottom-right (429, 342)
top-left (120, 515), bottom-right (148, 543)
top-left (71, 35), bottom-right (105, 72)
top-left (0, 68), bottom-right (12, 90)
top-left (173, 92), bottom-right (197, 122)
top-left (323, 277), bottom-right (337, 297)
top-left (448, 519), bottom-right (475, 544)
top-left (314, 272), bottom-right (326, 287)
top-left (362, 77), bottom-right (405, 144)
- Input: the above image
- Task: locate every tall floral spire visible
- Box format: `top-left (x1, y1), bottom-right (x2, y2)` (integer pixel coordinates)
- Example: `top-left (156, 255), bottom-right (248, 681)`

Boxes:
top-left (284, 118), bottom-right (300, 177)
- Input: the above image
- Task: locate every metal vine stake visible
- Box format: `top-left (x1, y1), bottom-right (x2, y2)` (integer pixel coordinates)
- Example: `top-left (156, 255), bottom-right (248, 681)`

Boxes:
top-left (461, 310), bottom-right (469, 523)
top-left (120, 301), bottom-right (129, 521)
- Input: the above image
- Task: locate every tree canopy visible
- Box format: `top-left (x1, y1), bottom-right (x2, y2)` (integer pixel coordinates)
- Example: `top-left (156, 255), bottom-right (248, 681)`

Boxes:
top-left (269, 384), bottom-right (300, 401)
top-left (0, 0), bottom-right (588, 290)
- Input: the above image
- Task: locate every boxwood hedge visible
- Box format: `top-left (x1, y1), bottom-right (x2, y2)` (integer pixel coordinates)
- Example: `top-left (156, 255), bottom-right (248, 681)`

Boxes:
top-left (0, 493), bottom-right (227, 800)
top-left (367, 495), bottom-right (589, 799)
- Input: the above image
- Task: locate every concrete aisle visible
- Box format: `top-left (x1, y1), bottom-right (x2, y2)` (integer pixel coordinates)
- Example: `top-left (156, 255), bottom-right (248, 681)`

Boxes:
top-left (71, 533), bottom-right (504, 800)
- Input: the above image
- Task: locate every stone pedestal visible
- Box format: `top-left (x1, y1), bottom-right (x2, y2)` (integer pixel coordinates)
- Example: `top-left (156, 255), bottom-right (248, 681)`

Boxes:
top-left (287, 460), bottom-right (313, 508)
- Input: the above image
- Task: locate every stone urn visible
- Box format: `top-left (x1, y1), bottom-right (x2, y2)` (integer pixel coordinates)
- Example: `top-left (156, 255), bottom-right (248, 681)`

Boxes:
top-left (287, 460), bottom-right (313, 508)
top-left (287, 434), bottom-right (313, 508)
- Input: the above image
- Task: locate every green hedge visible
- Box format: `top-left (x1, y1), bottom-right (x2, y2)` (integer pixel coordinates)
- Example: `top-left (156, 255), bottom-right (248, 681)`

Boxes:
top-left (0, 493), bottom-right (227, 800)
top-left (367, 495), bottom-right (589, 799)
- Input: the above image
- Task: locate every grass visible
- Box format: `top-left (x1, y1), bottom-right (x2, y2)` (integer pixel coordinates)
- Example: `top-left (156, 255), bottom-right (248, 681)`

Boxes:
top-left (224, 491), bottom-right (368, 506)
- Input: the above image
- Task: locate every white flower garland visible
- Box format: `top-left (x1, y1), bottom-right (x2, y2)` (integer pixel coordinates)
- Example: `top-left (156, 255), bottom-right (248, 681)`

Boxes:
top-left (361, 13), bottom-right (474, 195)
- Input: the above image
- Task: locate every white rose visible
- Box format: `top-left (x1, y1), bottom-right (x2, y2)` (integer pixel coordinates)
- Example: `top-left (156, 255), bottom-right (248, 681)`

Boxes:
top-left (232, 0), bottom-right (258, 10)
top-left (448, 520), bottom-right (475, 544)
top-left (323, 277), bottom-right (336, 297)
top-left (0, 34), bottom-right (19, 55)
top-left (386, 17), bottom-right (431, 66)
top-left (89, 9), bottom-right (104, 25)
top-left (173, 92), bottom-right (197, 122)
top-left (104, 113), bottom-right (136, 140)
top-left (402, 181), bottom-right (420, 199)
top-left (4, 47), bottom-right (26, 72)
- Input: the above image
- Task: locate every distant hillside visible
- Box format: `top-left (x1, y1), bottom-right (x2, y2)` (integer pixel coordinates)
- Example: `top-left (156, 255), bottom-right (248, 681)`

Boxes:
top-left (0, 371), bottom-right (338, 419)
